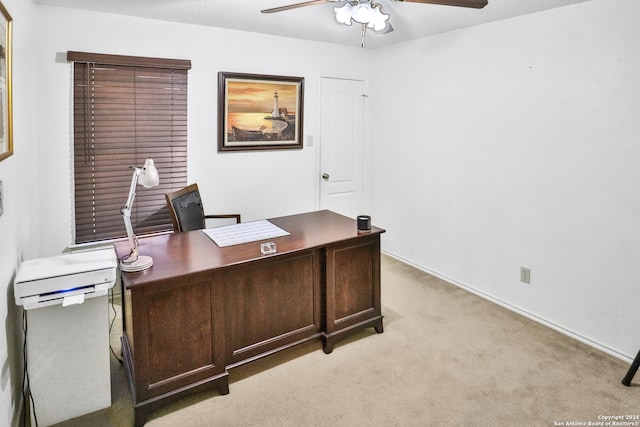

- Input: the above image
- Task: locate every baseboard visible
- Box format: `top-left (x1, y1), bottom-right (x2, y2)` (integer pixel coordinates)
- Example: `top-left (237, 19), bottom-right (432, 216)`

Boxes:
top-left (382, 250), bottom-right (634, 364)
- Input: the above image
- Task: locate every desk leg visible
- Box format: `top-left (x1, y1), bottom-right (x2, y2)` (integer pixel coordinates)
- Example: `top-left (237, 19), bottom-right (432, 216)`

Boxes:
top-left (132, 374), bottom-right (229, 427)
top-left (134, 407), bottom-right (147, 427)
top-left (218, 376), bottom-right (230, 395)
top-left (322, 317), bottom-right (384, 354)
top-left (374, 317), bottom-right (384, 334)
top-left (323, 340), bottom-right (335, 354)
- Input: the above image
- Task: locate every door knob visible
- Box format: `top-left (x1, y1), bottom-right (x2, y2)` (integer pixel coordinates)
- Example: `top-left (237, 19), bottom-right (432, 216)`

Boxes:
top-left (322, 173), bottom-right (330, 181)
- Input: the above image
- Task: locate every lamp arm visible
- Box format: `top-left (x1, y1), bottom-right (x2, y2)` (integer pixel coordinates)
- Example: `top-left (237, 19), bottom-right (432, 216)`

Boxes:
top-left (123, 167), bottom-right (142, 212)
top-left (121, 167), bottom-right (143, 262)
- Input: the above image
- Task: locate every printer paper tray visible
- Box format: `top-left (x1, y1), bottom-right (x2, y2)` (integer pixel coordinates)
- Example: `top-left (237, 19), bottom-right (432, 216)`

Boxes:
top-left (21, 283), bottom-right (111, 310)
top-left (16, 267), bottom-right (116, 310)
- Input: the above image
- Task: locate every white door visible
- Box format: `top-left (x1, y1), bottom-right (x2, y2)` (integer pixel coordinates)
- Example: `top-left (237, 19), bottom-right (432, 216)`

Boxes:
top-left (319, 77), bottom-right (366, 219)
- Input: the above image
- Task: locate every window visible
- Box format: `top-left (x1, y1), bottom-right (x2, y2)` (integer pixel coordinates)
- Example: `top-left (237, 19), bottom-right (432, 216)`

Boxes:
top-left (68, 52), bottom-right (191, 244)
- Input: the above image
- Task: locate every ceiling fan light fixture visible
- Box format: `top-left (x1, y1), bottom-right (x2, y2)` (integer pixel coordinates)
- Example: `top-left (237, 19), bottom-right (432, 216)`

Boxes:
top-left (367, 5), bottom-right (390, 32)
top-left (351, 2), bottom-right (375, 23)
top-left (334, 2), bottom-right (354, 26)
top-left (263, 0), bottom-right (487, 47)
top-left (334, 1), bottom-right (390, 32)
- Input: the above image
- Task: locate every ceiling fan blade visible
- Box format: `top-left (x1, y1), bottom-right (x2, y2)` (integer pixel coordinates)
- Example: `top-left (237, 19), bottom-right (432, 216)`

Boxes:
top-left (261, 0), bottom-right (340, 14)
top-left (395, 0), bottom-right (488, 9)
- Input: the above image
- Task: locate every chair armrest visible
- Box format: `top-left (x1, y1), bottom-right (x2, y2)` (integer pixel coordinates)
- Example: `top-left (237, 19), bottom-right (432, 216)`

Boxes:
top-left (204, 214), bottom-right (241, 224)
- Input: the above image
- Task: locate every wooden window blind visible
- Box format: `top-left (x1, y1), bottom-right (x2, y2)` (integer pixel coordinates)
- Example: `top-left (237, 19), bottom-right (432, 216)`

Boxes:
top-left (69, 52), bottom-right (191, 244)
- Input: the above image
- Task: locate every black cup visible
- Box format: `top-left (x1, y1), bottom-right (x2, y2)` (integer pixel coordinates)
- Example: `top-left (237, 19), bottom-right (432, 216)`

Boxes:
top-left (357, 215), bottom-right (371, 233)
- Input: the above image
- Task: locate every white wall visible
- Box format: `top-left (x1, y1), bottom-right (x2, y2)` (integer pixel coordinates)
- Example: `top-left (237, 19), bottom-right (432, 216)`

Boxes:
top-left (32, 5), bottom-right (372, 257)
top-left (370, 0), bottom-right (640, 360)
top-left (0, 0), bottom-right (38, 425)
top-left (2, 2), bottom-right (635, 424)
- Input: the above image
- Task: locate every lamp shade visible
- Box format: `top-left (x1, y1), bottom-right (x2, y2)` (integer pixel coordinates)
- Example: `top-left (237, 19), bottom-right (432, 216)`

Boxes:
top-left (334, 3), bottom-right (353, 26)
top-left (139, 158), bottom-right (159, 188)
top-left (351, 3), bottom-right (375, 23)
top-left (368, 6), bottom-right (389, 32)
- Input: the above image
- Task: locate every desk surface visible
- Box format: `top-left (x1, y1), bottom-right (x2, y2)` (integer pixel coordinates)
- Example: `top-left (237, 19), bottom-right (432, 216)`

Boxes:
top-left (117, 210), bottom-right (384, 288)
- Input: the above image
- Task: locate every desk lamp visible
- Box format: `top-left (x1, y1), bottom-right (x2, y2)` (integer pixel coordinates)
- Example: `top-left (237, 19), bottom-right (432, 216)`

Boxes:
top-left (120, 158), bottom-right (159, 272)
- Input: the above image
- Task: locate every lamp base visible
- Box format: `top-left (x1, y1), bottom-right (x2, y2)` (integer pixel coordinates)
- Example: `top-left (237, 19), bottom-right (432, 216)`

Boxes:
top-left (120, 255), bottom-right (153, 272)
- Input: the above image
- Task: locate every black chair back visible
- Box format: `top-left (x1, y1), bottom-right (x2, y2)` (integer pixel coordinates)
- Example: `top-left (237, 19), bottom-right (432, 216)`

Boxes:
top-left (170, 190), bottom-right (206, 232)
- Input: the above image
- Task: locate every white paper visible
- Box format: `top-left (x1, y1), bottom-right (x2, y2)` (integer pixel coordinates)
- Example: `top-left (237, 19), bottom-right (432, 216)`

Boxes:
top-left (62, 294), bottom-right (85, 307)
top-left (202, 219), bottom-right (290, 247)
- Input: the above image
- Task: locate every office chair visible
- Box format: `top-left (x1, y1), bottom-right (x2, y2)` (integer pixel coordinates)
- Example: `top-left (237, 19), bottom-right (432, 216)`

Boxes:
top-left (622, 348), bottom-right (640, 386)
top-left (165, 183), bottom-right (241, 232)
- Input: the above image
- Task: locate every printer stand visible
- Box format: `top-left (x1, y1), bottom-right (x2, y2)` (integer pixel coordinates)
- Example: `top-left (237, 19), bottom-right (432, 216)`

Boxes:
top-left (26, 295), bottom-right (111, 425)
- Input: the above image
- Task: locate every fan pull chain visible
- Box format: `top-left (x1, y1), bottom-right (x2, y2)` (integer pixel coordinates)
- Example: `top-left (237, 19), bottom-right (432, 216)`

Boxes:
top-left (361, 23), bottom-right (367, 48)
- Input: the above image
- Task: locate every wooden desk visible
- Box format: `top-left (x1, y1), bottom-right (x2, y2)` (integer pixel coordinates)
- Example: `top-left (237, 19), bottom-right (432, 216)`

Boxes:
top-left (116, 210), bottom-right (385, 426)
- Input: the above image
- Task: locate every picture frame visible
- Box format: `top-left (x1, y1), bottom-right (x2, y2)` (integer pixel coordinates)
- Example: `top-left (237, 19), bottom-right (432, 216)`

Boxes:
top-left (218, 72), bottom-right (304, 152)
top-left (0, 1), bottom-right (10, 162)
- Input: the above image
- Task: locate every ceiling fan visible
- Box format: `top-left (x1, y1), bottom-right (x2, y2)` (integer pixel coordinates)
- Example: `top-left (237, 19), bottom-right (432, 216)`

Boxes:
top-left (261, 0), bottom-right (488, 46)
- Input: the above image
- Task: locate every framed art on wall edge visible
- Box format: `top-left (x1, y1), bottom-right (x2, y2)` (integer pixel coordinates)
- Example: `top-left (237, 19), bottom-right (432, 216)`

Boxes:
top-left (0, 1), bottom-right (11, 162)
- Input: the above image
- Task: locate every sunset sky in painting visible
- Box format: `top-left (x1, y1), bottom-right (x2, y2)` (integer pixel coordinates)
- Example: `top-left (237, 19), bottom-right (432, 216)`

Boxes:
top-left (226, 79), bottom-right (298, 114)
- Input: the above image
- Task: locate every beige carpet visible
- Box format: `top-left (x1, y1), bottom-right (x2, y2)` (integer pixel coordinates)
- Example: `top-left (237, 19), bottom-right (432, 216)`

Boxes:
top-left (54, 255), bottom-right (638, 427)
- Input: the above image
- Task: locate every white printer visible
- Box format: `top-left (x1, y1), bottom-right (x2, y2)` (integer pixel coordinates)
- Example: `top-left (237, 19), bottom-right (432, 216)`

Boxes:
top-left (14, 247), bottom-right (117, 310)
top-left (15, 246), bottom-right (119, 425)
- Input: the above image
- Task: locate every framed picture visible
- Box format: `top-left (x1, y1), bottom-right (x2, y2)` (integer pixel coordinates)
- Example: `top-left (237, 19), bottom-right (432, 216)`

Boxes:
top-left (218, 72), bottom-right (304, 152)
top-left (0, 2), bottom-right (10, 162)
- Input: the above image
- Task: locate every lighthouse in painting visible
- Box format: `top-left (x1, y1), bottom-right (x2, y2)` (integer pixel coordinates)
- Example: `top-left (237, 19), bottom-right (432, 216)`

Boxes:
top-left (271, 91), bottom-right (279, 118)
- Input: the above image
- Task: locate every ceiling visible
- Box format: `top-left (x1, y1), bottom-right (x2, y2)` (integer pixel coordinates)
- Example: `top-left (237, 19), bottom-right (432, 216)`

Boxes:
top-left (36, 0), bottom-right (591, 49)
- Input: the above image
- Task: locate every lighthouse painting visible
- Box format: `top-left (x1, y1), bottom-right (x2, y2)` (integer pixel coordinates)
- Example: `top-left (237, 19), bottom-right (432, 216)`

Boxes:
top-left (218, 72), bottom-right (304, 152)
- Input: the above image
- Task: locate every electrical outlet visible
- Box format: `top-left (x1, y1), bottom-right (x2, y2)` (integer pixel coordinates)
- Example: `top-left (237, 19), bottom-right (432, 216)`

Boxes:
top-left (520, 267), bottom-right (531, 284)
